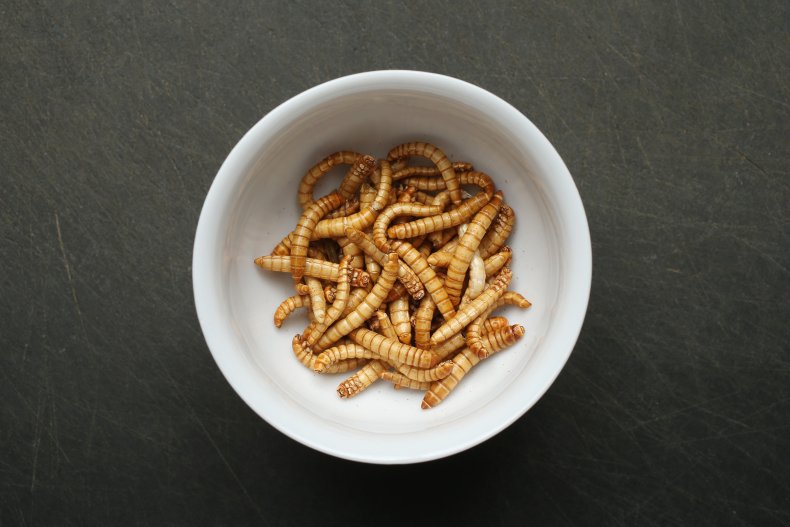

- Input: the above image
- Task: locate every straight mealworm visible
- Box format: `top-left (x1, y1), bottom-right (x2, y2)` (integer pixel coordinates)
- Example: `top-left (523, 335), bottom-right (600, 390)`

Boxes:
top-left (483, 247), bottom-right (512, 277)
top-left (375, 310), bottom-right (399, 341)
top-left (386, 191), bottom-right (490, 240)
top-left (421, 324), bottom-right (525, 409)
top-left (314, 343), bottom-right (380, 373)
top-left (400, 171), bottom-right (495, 200)
top-left (461, 250), bottom-right (486, 303)
top-left (338, 154), bottom-right (376, 200)
top-left (387, 142), bottom-right (463, 205)
top-left (392, 161), bottom-right (474, 181)
top-left (388, 240), bottom-right (456, 321)
top-left (389, 294), bottom-right (412, 345)
top-left (305, 277), bottom-right (326, 324)
top-left (349, 328), bottom-right (439, 369)
top-left (254, 255), bottom-right (371, 286)
top-left (429, 267), bottom-right (512, 345)
top-left (337, 360), bottom-right (388, 398)
top-left (381, 374), bottom-right (432, 391)
top-left (412, 295), bottom-right (435, 349)
top-left (297, 151), bottom-right (360, 208)
top-left (290, 192), bottom-right (344, 282)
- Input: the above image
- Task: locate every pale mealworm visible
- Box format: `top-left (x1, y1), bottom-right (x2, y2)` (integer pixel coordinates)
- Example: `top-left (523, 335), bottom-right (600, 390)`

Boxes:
top-left (386, 191), bottom-right (490, 240)
top-left (461, 250), bottom-right (486, 304)
top-left (297, 151), bottom-right (360, 209)
top-left (387, 142), bottom-right (463, 205)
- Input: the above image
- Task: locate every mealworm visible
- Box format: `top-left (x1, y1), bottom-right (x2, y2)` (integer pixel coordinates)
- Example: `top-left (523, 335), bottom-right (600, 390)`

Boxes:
top-left (273, 295), bottom-right (309, 328)
top-left (359, 182), bottom-right (376, 208)
top-left (303, 257), bottom-right (353, 347)
top-left (314, 253), bottom-right (399, 351)
top-left (338, 154), bottom-right (376, 200)
top-left (421, 324), bottom-right (525, 409)
top-left (413, 295), bottom-right (435, 348)
top-left (305, 277), bottom-right (326, 324)
top-left (428, 316), bottom-right (509, 358)
top-left (372, 202), bottom-right (441, 252)
top-left (478, 204), bottom-right (515, 259)
top-left (386, 191), bottom-right (490, 240)
top-left (429, 267), bottom-right (512, 345)
top-left (483, 246), bottom-right (512, 277)
top-left (325, 196), bottom-right (361, 219)
top-left (297, 151), bottom-right (360, 209)
top-left (254, 255), bottom-right (371, 285)
top-left (382, 374), bottom-right (432, 391)
top-left (400, 171), bottom-right (495, 200)
top-left (392, 161), bottom-right (474, 181)
top-left (340, 287), bottom-right (370, 317)
top-left (388, 240), bottom-right (456, 321)
top-left (375, 310), bottom-right (399, 341)
top-left (467, 289), bottom-right (532, 358)
top-left (336, 236), bottom-right (365, 269)
top-left (482, 316), bottom-right (509, 334)
top-left (497, 291), bottom-right (532, 309)
top-left (461, 250), bottom-right (486, 304)
top-left (349, 328), bottom-right (439, 369)
top-left (324, 285), bottom-right (336, 303)
top-left (344, 227), bottom-right (425, 300)
top-left (364, 254), bottom-right (381, 283)
top-left (387, 142), bottom-right (463, 205)
top-left (270, 235), bottom-right (292, 256)
top-left (444, 191), bottom-right (503, 305)
top-left (290, 192), bottom-right (344, 282)
top-left (389, 294), bottom-right (412, 345)
top-left (384, 281), bottom-right (409, 303)
top-left (291, 335), bottom-right (366, 374)
top-left (314, 343), bottom-right (380, 373)
top-left (312, 160), bottom-right (393, 238)
top-left (337, 360), bottom-right (388, 398)
top-left (294, 282), bottom-right (311, 295)
top-left (394, 360), bottom-right (454, 382)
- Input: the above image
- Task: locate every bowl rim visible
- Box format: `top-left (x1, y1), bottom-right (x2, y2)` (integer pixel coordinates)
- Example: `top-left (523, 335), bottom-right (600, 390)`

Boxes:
top-left (193, 69), bottom-right (592, 464)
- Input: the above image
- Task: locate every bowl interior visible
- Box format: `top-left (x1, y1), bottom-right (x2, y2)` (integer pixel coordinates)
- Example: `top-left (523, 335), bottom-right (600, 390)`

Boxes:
top-left (197, 74), bottom-right (589, 463)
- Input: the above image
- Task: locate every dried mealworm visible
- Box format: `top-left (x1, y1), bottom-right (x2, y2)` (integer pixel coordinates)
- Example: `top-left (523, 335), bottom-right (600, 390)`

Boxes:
top-left (337, 360), bottom-right (388, 398)
top-left (429, 267), bottom-right (512, 345)
top-left (388, 240), bottom-right (456, 321)
top-left (413, 295), bottom-right (435, 348)
top-left (421, 324), bottom-right (525, 409)
top-left (386, 191), bottom-right (490, 240)
top-left (344, 227), bottom-right (425, 300)
top-left (389, 295), bottom-right (412, 345)
top-left (394, 360), bottom-right (454, 382)
top-left (305, 277), bottom-right (327, 324)
top-left (387, 142), bottom-right (463, 205)
top-left (478, 204), bottom-right (515, 259)
top-left (350, 328), bottom-right (439, 369)
top-left (443, 191), bottom-right (503, 306)
top-left (372, 202), bottom-right (441, 252)
top-left (274, 295), bottom-right (309, 328)
top-left (314, 343), bottom-right (380, 373)
top-left (290, 192), bottom-right (344, 282)
top-left (291, 335), bottom-right (366, 374)
top-left (314, 253), bottom-right (399, 351)
top-left (392, 161), bottom-right (474, 181)
top-left (325, 196), bottom-right (361, 219)
top-left (381, 374), bottom-right (432, 391)
top-left (312, 160), bottom-right (393, 238)
top-left (338, 154), bottom-right (376, 200)
top-left (375, 310), bottom-right (399, 341)
top-left (483, 246), bottom-right (512, 277)
top-left (254, 255), bottom-right (371, 285)
top-left (297, 151), bottom-right (360, 209)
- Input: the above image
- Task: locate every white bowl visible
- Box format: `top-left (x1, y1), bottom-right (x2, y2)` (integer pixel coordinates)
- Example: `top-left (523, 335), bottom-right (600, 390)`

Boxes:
top-left (193, 70), bottom-right (591, 464)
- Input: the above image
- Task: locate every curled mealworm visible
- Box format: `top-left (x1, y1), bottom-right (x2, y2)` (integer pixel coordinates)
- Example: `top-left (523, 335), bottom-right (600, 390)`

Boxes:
top-left (483, 246), bottom-right (512, 277)
top-left (413, 295), bottom-right (435, 349)
top-left (386, 191), bottom-right (490, 240)
top-left (387, 142), bottom-right (463, 205)
top-left (372, 202), bottom-right (441, 252)
top-left (429, 267), bottom-right (512, 345)
top-left (478, 204), bottom-right (515, 259)
top-left (337, 360), bottom-right (387, 398)
top-left (314, 253), bottom-right (399, 351)
top-left (389, 294), bottom-right (411, 345)
top-left (274, 295), bottom-right (309, 328)
top-left (254, 255), bottom-right (371, 286)
top-left (290, 192), bottom-right (344, 282)
top-left (292, 335), bottom-right (367, 374)
top-left (388, 240), bottom-right (456, 321)
top-left (338, 154), bottom-right (376, 200)
top-left (297, 151), bottom-right (361, 209)
top-left (421, 324), bottom-right (525, 409)
top-left (392, 161), bottom-right (474, 181)
top-left (350, 328), bottom-right (439, 369)
top-left (294, 282), bottom-right (311, 295)
top-left (467, 289), bottom-right (532, 358)
top-left (444, 192), bottom-right (503, 305)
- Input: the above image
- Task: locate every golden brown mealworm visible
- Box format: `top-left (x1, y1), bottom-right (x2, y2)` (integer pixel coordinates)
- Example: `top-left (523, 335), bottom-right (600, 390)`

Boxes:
top-left (389, 295), bottom-right (411, 345)
top-left (400, 171), bottom-right (495, 200)
top-left (340, 287), bottom-right (369, 317)
top-left (324, 285), bottom-right (336, 303)
top-left (412, 190), bottom-right (434, 205)
top-left (478, 204), bottom-right (514, 259)
top-left (364, 254), bottom-right (381, 283)
top-left (467, 289), bottom-right (532, 358)
top-left (274, 295), bottom-right (308, 328)
top-left (290, 192), bottom-right (344, 282)
top-left (372, 202), bottom-right (441, 252)
top-left (303, 257), bottom-right (353, 347)
top-left (483, 246), bottom-right (512, 277)
top-left (382, 375), bottom-right (432, 391)
top-left (387, 142), bottom-right (462, 205)
top-left (426, 250), bottom-right (451, 268)
top-left (338, 154), bottom-right (376, 200)
top-left (413, 295), bottom-right (435, 349)
top-left (388, 240), bottom-right (456, 321)
top-left (312, 160), bottom-right (393, 238)
top-left (294, 282), bottom-right (311, 295)
top-left (349, 328), bottom-right (439, 369)
top-left (429, 267), bottom-right (512, 345)
top-left (314, 253), bottom-right (399, 351)
top-left (325, 196), bottom-right (361, 219)
top-left (391, 161), bottom-right (474, 181)
top-left (482, 316), bottom-right (509, 334)
top-left (358, 182), bottom-right (376, 208)
top-left (335, 236), bottom-right (365, 269)
top-left (344, 227), bottom-right (425, 300)
top-left (337, 360), bottom-right (387, 398)
top-left (375, 310), bottom-right (399, 341)
top-left (297, 151), bottom-right (360, 209)
top-left (270, 235), bottom-right (292, 256)
top-left (305, 277), bottom-right (326, 324)
top-left (386, 191), bottom-right (490, 240)
top-left (394, 360), bottom-right (454, 382)
top-left (497, 291), bottom-right (532, 309)
top-left (421, 324), bottom-right (525, 409)
top-left (444, 191), bottom-right (503, 305)
top-left (291, 335), bottom-right (367, 374)
top-left (254, 255), bottom-right (371, 285)
top-left (313, 343), bottom-right (380, 373)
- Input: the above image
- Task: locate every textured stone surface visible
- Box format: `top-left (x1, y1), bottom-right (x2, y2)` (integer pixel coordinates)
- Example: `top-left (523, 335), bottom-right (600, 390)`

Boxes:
top-left (1, 1), bottom-right (788, 525)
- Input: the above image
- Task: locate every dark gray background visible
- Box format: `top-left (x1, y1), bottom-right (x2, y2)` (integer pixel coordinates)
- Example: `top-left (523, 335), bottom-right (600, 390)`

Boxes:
top-left (2, 1), bottom-right (788, 525)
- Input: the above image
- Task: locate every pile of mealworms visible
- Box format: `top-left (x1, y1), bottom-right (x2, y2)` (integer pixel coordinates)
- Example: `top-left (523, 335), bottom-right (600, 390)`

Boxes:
top-left (254, 141), bottom-right (531, 409)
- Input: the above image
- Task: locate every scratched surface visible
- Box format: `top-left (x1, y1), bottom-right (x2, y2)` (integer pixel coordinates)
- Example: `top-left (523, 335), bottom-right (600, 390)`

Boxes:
top-left (1, 1), bottom-right (789, 525)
